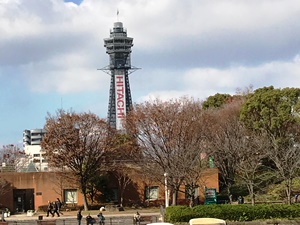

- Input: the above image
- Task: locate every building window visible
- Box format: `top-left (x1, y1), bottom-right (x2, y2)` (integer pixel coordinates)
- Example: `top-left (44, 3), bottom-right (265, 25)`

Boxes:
top-left (145, 186), bottom-right (159, 201)
top-left (33, 154), bottom-right (40, 157)
top-left (64, 189), bottom-right (77, 204)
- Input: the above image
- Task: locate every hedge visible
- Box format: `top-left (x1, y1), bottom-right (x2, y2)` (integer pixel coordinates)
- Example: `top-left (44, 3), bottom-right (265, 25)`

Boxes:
top-left (165, 204), bottom-right (300, 223)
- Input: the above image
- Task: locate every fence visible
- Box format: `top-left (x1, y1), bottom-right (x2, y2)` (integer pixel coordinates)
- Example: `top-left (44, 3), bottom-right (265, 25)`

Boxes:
top-left (6, 215), bottom-right (160, 225)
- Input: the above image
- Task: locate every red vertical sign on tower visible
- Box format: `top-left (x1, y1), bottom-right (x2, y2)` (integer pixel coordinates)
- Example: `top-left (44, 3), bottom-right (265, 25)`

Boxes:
top-left (115, 72), bottom-right (126, 130)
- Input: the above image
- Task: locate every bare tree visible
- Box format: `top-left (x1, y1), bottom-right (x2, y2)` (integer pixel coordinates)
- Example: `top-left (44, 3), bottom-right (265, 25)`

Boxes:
top-left (105, 133), bottom-right (139, 207)
top-left (205, 100), bottom-right (244, 199)
top-left (235, 133), bottom-right (272, 205)
top-left (41, 110), bottom-right (113, 211)
top-left (125, 97), bottom-right (209, 205)
top-left (182, 156), bottom-right (208, 207)
top-left (0, 145), bottom-right (29, 172)
top-left (268, 138), bottom-right (300, 204)
top-left (0, 178), bottom-right (9, 196)
top-left (48, 166), bottom-right (77, 202)
top-left (113, 166), bottom-right (133, 207)
top-left (205, 99), bottom-right (273, 205)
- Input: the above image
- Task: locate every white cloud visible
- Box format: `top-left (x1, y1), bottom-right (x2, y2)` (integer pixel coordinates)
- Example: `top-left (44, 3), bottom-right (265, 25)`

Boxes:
top-left (137, 91), bottom-right (190, 103)
top-left (183, 55), bottom-right (300, 98)
top-left (28, 68), bottom-right (105, 94)
top-left (137, 54), bottom-right (300, 103)
top-left (1, 0), bottom-right (300, 144)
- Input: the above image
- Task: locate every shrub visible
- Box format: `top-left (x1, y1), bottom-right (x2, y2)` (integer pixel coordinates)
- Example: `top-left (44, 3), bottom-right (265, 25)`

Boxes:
top-left (165, 204), bottom-right (300, 223)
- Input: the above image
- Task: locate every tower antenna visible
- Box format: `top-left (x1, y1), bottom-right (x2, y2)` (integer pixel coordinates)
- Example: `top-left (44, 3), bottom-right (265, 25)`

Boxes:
top-left (117, 9), bottom-right (119, 22)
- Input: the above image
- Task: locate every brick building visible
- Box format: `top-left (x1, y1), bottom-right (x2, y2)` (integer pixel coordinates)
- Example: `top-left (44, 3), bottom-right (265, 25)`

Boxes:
top-left (0, 168), bottom-right (218, 213)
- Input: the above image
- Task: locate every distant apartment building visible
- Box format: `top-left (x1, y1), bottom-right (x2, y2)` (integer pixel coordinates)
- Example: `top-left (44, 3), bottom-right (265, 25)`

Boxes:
top-left (23, 129), bottom-right (48, 172)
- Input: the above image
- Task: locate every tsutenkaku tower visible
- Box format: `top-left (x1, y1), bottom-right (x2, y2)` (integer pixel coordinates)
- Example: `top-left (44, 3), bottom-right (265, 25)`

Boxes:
top-left (101, 21), bottom-right (138, 129)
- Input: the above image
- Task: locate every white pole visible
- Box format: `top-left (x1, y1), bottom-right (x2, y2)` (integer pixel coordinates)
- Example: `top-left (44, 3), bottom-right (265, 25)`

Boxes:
top-left (164, 173), bottom-right (169, 207)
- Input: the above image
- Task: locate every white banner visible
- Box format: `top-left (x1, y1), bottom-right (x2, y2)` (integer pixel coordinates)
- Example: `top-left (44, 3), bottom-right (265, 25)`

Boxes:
top-left (115, 71), bottom-right (126, 130)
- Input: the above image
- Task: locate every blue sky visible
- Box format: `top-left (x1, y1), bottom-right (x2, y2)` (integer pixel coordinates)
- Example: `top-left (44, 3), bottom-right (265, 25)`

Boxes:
top-left (64, 0), bottom-right (82, 5)
top-left (1, 0), bottom-right (300, 147)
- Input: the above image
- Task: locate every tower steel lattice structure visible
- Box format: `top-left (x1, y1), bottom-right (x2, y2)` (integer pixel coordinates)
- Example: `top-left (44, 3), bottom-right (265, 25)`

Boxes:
top-left (101, 22), bottom-right (139, 129)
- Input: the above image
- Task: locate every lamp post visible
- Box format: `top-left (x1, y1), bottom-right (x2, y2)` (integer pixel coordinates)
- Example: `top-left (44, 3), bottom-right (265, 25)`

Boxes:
top-left (164, 173), bottom-right (169, 207)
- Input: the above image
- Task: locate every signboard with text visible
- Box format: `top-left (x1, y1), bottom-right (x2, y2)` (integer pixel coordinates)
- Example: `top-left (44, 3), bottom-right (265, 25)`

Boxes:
top-left (115, 71), bottom-right (126, 130)
top-left (204, 188), bottom-right (217, 204)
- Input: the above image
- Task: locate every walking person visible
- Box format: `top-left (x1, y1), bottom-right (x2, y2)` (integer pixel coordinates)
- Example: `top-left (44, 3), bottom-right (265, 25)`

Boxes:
top-left (133, 211), bottom-right (141, 225)
top-left (46, 201), bottom-right (54, 217)
top-left (52, 201), bottom-right (60, 217)
top-left (77, 209), bottom-right (83, 225)
top-left (97, 212), bottom-right (105, 225)
top-left (56, 198), bottom-right (63, 215)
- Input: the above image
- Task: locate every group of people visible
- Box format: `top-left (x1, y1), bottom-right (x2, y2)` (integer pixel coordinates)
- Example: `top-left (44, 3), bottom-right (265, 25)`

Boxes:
top-left (46, 198), bottom-right (63, 217)
top-left (76, 208), bottom-right (143, 225)
top-left (76, 208), bottom-right (141, 225)
top-left (77, 209), bottom-right (105, 225)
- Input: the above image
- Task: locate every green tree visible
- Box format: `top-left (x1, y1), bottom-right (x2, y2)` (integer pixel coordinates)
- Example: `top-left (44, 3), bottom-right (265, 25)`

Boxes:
top-left (240, 86), bottom-right (300, 204)
top-left (202, 93), bottom-right (231, 109)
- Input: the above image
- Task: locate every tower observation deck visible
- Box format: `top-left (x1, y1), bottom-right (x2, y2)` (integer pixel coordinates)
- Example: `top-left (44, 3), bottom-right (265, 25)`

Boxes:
top-left (101, 22), bottom-right (138, 129)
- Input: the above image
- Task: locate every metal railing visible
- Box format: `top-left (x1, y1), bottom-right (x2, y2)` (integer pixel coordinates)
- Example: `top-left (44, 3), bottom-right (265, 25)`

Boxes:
top-left (6, 215), bottom-right (160, 225)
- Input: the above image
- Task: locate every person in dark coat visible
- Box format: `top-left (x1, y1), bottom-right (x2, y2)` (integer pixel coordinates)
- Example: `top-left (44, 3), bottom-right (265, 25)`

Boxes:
top-left (77, 209), bottom-right (83, 225)
top-left (52, 201), bottom-right (60, 217)
top-left (56, 198), bottom-right (63, 215)
top-left (86, 213), bottom-right (95, 225)
top-left (46, 201), bottom-right (54, 217)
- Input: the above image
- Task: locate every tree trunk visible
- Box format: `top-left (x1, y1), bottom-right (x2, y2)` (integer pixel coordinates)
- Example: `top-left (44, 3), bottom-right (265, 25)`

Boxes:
top-left (82, 192), bottom-right (89, 211)
top-left (250, 184), bottom-right (255, 206)
top-left (226, 185), bottom-right (232, 204)
top-left (285, 179), bottom-right (292, 205)
top-left (81, 183), bottom-right (89, 211)
top-left (189, 195), bottom-right (195, 208)
top-left (120, 192), bottom-right (124, 207)
top-left (172, 192), bottom-right (176, 206)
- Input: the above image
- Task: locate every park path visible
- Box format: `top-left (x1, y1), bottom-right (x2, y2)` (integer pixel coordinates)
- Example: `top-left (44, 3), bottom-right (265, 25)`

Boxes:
top-left (4, 209), bottom-right (161, 225)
